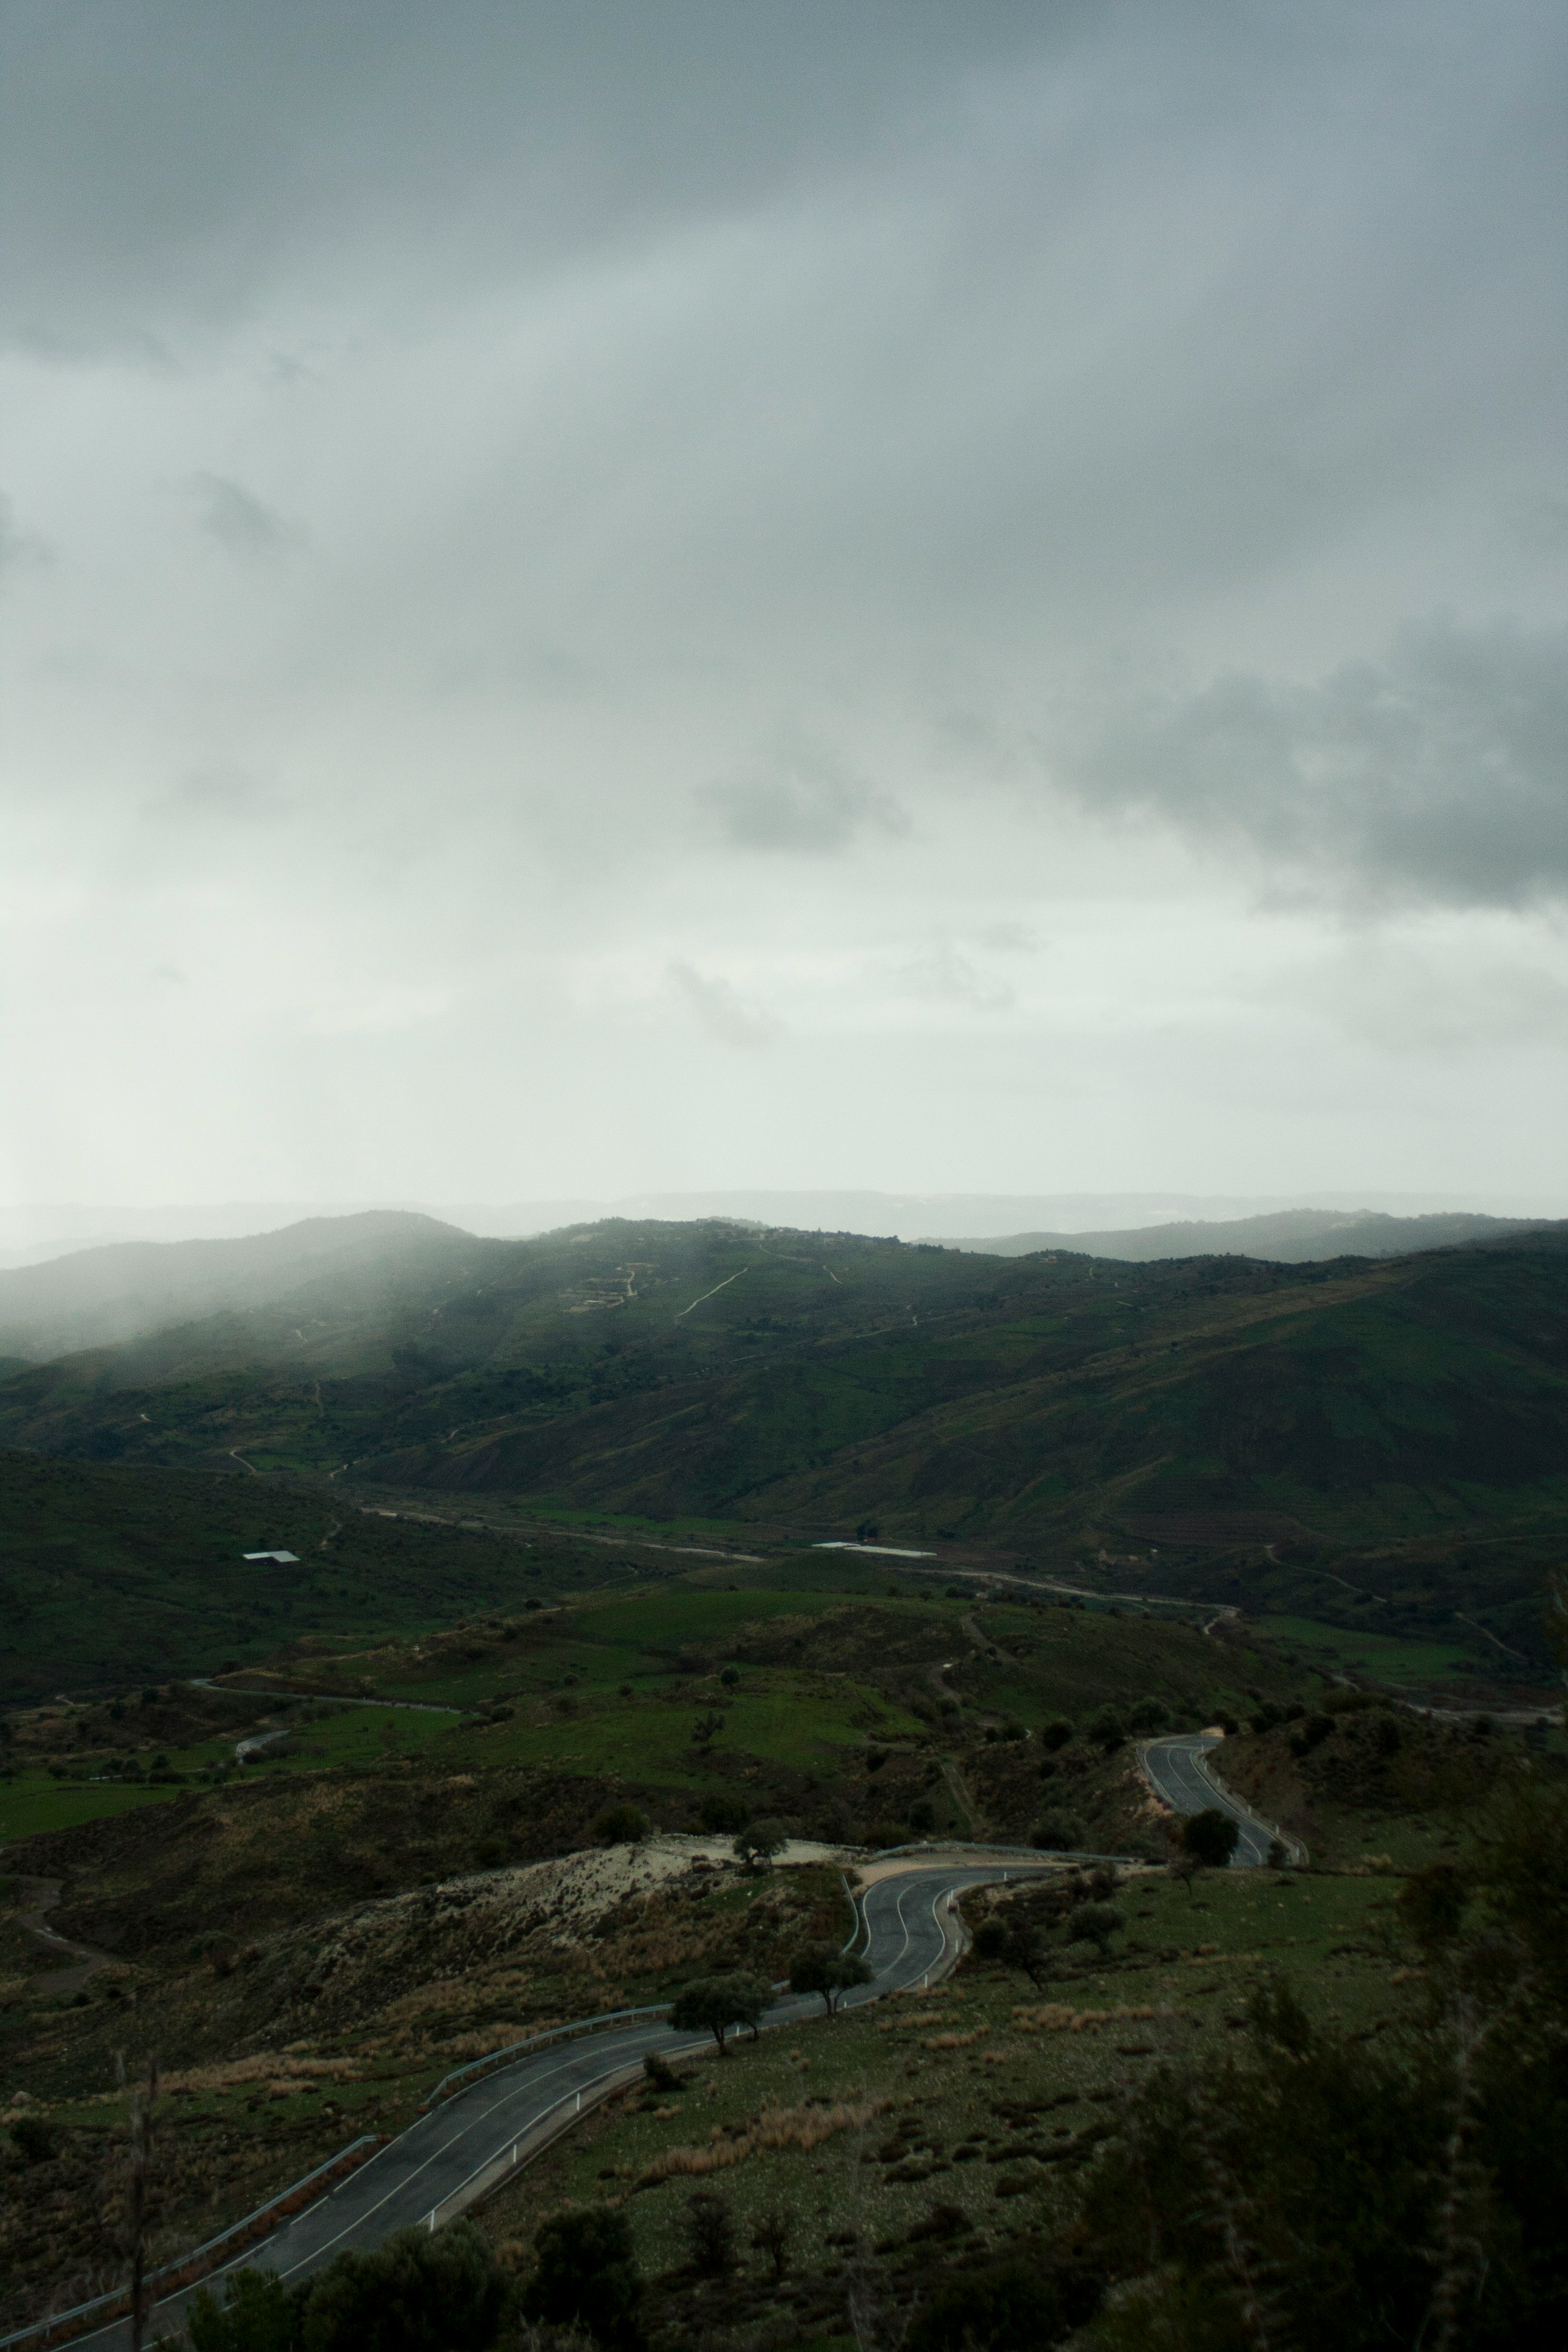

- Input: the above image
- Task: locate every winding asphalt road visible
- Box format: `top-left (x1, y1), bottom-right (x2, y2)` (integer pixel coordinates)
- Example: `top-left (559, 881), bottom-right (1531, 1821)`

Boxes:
top-left (1138, 1733), bottom-right (1299, 1867)
top-left (65, 1860), bottom-right (1051, 2352)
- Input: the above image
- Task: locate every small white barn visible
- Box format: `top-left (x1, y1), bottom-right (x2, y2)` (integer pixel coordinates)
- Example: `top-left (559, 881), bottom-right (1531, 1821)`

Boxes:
top-left (242, 1549), bottom-right (300, 1564)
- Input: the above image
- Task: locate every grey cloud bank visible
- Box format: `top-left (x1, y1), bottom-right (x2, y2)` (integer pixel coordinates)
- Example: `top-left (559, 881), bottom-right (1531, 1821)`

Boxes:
top-left (1069, 621), bottom-right (1568, 909)
top-left (1, 1), bottom-right (1565, 1206)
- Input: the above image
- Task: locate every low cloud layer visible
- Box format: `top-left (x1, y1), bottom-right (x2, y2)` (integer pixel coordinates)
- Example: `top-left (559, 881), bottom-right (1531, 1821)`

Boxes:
top-left (1, 1), bottom-right (1565, 1204)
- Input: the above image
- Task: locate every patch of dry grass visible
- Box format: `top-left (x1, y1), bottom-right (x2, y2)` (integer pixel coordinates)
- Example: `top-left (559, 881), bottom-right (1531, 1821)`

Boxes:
top-left (636, 2094), bottom-right (892, 2185)
top-left (1011, 2001), bottom-right (1168, 2033)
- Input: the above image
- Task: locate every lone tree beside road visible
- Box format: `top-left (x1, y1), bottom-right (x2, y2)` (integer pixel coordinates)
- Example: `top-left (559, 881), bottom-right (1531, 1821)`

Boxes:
top-left (733, 1817), bottom-right (788, 1871)
top-left (788, 1945), bottom-right (874, 2015)
top-left (1182, 1807), bottom-right (1241, 1870)
top-left (669, 1971), bottom-right (771, 2055)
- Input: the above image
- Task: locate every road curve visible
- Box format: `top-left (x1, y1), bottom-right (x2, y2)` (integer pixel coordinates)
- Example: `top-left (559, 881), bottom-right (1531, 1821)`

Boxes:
top-left (68, 1861), bottom-right (1050, 2352)
top-left (1138, 1733), bottom-right (1299, 1868)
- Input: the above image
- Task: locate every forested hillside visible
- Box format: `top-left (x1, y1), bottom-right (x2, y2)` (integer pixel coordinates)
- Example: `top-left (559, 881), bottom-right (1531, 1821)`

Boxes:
top-left (2, 1223), bottom-right (1563, 1544)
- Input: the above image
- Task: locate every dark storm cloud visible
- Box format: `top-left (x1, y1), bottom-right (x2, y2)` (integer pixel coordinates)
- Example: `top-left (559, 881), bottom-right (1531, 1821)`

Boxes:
top-left (0, 0), bottom-right (1051, 353)
top-left (5, 1), bottom-right (1568, 1205)
top-left (1071, 622), bottom-right (1568, 910)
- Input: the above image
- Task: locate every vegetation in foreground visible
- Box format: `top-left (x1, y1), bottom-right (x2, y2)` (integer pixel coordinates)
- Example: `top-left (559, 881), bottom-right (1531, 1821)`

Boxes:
top-left (120, 1771), bottom-right (1568, 2351)
top-left (1, 1551), bottom-right (1560, 2345)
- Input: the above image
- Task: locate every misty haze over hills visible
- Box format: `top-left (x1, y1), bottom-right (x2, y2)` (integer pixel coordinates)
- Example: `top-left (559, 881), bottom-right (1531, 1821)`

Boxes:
top-left (2, 1213), bottom-right (1564, 1687)
top-left (3, 1189), bottom-right (1567, 1271)
top-left (0, 1211), bottom-right (465, 1362)
top-left (937, 1207), bottom-right (1566, 1264)
top-left (1, 1202), bottom-right (1564, 1365)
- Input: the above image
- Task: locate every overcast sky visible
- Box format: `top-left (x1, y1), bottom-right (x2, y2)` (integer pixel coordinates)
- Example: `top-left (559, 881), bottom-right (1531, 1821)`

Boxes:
top-left (4, 0), bottom-right (1566, 1210)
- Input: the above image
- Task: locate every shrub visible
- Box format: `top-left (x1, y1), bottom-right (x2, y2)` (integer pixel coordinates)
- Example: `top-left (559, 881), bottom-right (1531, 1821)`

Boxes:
top-left (1071, 1901), bottom-right (1123, 1953)
top-left (719, 1665), bottom-right (740, 1687)
top-left (1181, 1809), bottom-right (1240, 1869)
top-left (906, 2253), bottom-right (1092, 2350)
top-left (641, 2050), bottom-right (679, 2094)
top-left (907, 1797), bottom-right (937, 1833)
top-left (521, 2207), bottom-right (643, 2350)
top-left (699, 1790), bottom-right (748, 1832)
top-left (1397, 1860), bottom-right (1469, 1949)
top-left (1087, 1706), bottom-right (1126, 1752)
top-left (1040, 1717), bottom-right (1074, 1750)
top-left (299, 2221), bottom-right (508, 2352)
top-left (593, 1804), bottom-right (648, 1847)
top-left (750, 2204), bottom-right (793, 2278)
top-left (8, 2114), bottom-right (58, 2164)
top-left (1030, 1814), bottom-right (1083, 1851)
top-left (682, 2189), bottom-right (735, 2278)
top-left (1126, 1697), bottom-right (1171, 1733)
top-left (185, 2266), bottom-right (299, 2352)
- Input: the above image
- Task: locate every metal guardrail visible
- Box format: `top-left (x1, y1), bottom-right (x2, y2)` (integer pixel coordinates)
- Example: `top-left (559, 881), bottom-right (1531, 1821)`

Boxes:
top-left (0, 2136), bottom-right (381, 2352)
top-left (864, 1838), bottom-right (1141, 1865)
top-left (423, 2004), bottom-right (676, 2108)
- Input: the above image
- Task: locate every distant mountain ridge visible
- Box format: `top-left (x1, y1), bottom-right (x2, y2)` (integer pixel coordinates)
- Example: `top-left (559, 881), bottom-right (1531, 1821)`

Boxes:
top-left (0, 1211), bottom-right (469, 1361)
top-left (4, 1187), bottom-right (1564, 1263)
top-left (929, 1208), bottom-right (1565, 1263)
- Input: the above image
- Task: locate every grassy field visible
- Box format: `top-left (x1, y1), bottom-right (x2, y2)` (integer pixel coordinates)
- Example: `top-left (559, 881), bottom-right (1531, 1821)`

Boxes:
top-left (0, 1702), bottom-right (459, 1841)
top-left (1256, 1613), bottom-right (1476, 1685)
top-left (0, 1448), bottom-right (694, 1703)
top-left (432, 1673), bottom-right (923, 1788)
top-left (0, 1777), bottom-right (178, 1842)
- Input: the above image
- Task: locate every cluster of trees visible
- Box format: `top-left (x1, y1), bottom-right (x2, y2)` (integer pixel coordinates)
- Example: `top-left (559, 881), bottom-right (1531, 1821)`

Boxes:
top-left (971, 1864), bottom-right (1127, 1981)
top-left (181, 2210), bottom-right (644, 2352)
top-left (663, 1938), bottom-right (874, 2053)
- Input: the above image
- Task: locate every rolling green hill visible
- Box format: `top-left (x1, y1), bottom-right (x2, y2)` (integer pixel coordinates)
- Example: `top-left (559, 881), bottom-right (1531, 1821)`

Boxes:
top-left (0, 1219), bottom-right (1564, 1674)
top-left (938, 1206), bottom-right (1565, 1261)
top-left (0, 1210), bottom-right (474, 1361)
top-left (0, 1450), bottom-right (674, 1704)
